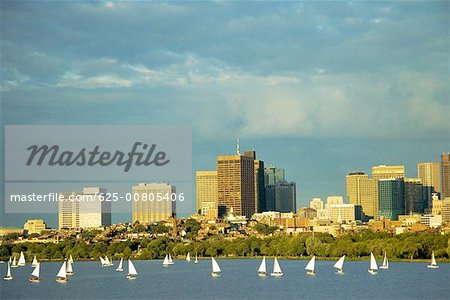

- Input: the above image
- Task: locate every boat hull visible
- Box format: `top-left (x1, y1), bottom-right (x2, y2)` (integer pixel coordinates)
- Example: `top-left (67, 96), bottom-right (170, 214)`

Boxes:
top-left (270, 272), bottom-right (283, 277)
top-left (306, 270), bottom-right (316, 276)
top-left (3, 276), bottom-right (13, 281)
top-left (211, 272), bottom-right (220, 277)
top-left (427, 265), bottom-right (439, 269)
top-left (66, 272), bottom-right (74, 276)
top-left (379, 266), bottom-right (389, 269)
top-left (368, 269), bottom-right (377, 275)
top-left (127, 274), bottom-right (137, 280)
top-left (336, 269), bottom-right (344, 275)
top-left (258, 272), bottom-right (267, 277)
top-left (116, 268), bottom-right (123, 272)
top-left (29, 277), bottom-right (40, 282)
top-left (56, 277), bottom-right (68, 283)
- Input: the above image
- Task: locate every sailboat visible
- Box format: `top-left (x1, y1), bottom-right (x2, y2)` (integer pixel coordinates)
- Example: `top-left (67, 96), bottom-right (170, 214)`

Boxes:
top-left (3, 262), bottom-right (13, 281)
top-left (194, 254), bottom-right (198, 264)
top-left (270, 257), bottom-right (283, 277)
top-left (11, 256), bottom-right (18, 268)
top-left (427, 251), bottom-right (439, 269)
top-left (56, 261), bottom-right (68, 283)
top-left (368, 252), bottom-right (378, 275)
top-left (68, 255), bottom-right (74, 264)
top-left (100, 256), bottom-right (106, 266)
top-left (104, 256), bottom-right (113, 267)
top-left (31, 256), bottom-right (39, 268)
top-left (168, 253), bottom-right (174, 265)
top-left (186, 252), bottom-right (191, 262)
top-left (163, 254), bottom-right (170, 267)
top-left (257, 257), bottom-right (267, 277)
top-left (379, 253), bottom-right (389, 269)
top-left (127, 260), bottom-right (138, 279)
top-left (66, 260), bottom-right (74, 275)
top-left (29, 263), bottom-right (41, 282)
top-left (333, 255), bottom-right (345, 274)
top-left (211, 257), bottom-right (221, 277)
top-left (18, 251), bottom-right (26, 267)
top-left (116, 257), bottom-right (124, 272)
top-left (305, 256), bottom-right (316, 276)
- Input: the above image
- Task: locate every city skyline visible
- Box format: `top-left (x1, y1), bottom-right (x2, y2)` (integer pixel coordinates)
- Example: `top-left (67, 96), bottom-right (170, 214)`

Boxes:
top-left (1, 1), bottom-right (449, 227)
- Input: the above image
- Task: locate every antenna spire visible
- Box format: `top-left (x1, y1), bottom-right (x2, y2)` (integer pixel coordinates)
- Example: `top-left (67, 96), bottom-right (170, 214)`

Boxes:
top-left (236, 138), bottom-right (240, 155)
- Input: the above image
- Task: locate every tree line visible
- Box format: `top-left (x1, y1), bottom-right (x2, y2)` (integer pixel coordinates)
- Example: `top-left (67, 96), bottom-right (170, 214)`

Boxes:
top-left (1, 230), bottom-right (449, 262)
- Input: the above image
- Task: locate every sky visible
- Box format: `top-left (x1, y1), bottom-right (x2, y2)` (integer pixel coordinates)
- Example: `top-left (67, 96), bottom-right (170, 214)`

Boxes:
top-left (1, 1), bottom-right (449, 228)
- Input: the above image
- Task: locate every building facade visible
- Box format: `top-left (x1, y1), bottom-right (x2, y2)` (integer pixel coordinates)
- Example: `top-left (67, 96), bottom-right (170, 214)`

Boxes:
top-left (441, 153), bottom-right (450, 199)
top-left (378, 178), bottom-right (405, 220)
top-left (59, 187), bottom-right (111, 229)
top-left (132, 183), bottom-right (176, 223)
top-left (418, 162), bottom-right (441, 205)
top-left (346, 172), bottom-right (375, 220)
top-left (372, 165), bottom-right (405, 219)
top-left (195, 170), bottom-right (218, 215)
top-left (404, 178), bottom-right (425, 213)
top-left (217, 154), bottom-right (255, 217)
top-left (24, 219), bottom-right (47, 235)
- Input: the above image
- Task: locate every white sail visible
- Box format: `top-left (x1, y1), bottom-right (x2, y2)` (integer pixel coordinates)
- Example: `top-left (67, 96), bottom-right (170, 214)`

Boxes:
top-left (8, 257), bottom-right (12, 264)
top-left (431, 252), bottom-right (437, 266)
top-left (186, 252), bottom-right (191, 262)
top-left (31, 256), bottom-right (38, 267)
top-left (6, 262), bottom-right (11, 277)
top-left (168, 253), bottom-right (174, 264)
top-left (66, 261), bottom-right (73, 273)
top-left (305, 256), bottom-right (316, 272)
top-left (370, 252), bottom-right (378, 270)
top-left (69, 255), bottom-right (74, 264)
top-left (128, 260), bottom-right (137, 275)
top-left (104, 256), bottom-right (111, 265)
top-left (163, 255), bottom-right (170, 266)
top-left (56, 262), bottom-right (67, 278)
top-left (100, 256), bottom-right (106, 265)
top-left (12, 256), bottom-right (17, 267)
top-left (381, 253), bottom-right (389, 268)
top-left (211, 257), bottom-right (221, 273)
top-left (333, 255), bottom-right (345, 270)
top-left (258, 257), bottom-right (267, 273)
top-left (18, 251), bottom-right (26, 266)
top-left (31, 263), bottom-right (40, 277)
top-left (273, 257), bottom-right (282, 274)
top-left (195, 254), bottom-right (198, 263)
top-left (116, 258), bottom-right (123, 270)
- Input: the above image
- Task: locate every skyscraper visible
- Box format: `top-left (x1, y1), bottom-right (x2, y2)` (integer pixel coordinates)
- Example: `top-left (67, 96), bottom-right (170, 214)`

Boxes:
top-left (274, 180), bottom-right (296, 213)
top-left (372, 165), bottom-right (405, 219)
top-left (418, 162), bottom-right (441, 209)
top-left (264, 166), bottom-right (285, 185)
top-left (404, 178), bottom-right (425, 213)
top-left (441, 153), bottom-right (450, 199)
top-left (346, 172), bottom-right (375, 219)
top-left (217, 152), bottom-right (255, 218)
top-left (195, 170), bottom-right (218, 215)
top-left (59, 187), bottom-right (111, 229)
top-left (132, 183), bottom-right (176, 223)
top-left (244, 150), bottom-right (265, 213)
top-left (378, 178), bottom-right (405, 220)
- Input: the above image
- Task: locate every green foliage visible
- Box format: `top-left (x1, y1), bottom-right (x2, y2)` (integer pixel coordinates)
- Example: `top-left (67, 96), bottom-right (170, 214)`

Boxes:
top-left (0, 231), bottom-right (448, 261)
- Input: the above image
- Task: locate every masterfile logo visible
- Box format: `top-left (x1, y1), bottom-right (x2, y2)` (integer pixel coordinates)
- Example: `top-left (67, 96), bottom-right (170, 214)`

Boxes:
top-left (5, 125), bottom-right (191, 181)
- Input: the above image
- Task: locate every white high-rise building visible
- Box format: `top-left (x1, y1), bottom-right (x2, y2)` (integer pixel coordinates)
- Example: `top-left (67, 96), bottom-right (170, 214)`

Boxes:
top-left (59, 187), bottom-right (111, 229)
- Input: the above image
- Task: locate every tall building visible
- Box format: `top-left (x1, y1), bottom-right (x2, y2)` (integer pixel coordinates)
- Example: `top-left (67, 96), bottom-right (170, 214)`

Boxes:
top-left (441, 153), bottom-right (450, 199)
top-left (264, 166), bottom-right (285, 185)
top-left (418, 162), bottom-right (441, 210)
top-left (265, 185), bottom-right (276, 211)
top-left (346, 172), bottom-right (375, 220)
top-left (244, 150), bottom-right (266, 213)
top-left (217, 152), bottom-right (255, 218)
top-left (195, 171), bottom-right (218, 215)
top-left (59, 187), bottom-right (111, 229)
top-left (274, 181), bottom-right (296, 213)
top-left (378, 178), bottom-right (405, 220)
top-left (372, 165), bottom-right (405, 219)
top-left (404, 178), bottom-right (425, 213)
top-left (442, 197), bottom-right (450, 223)
top-left (132, 183), bottom-right (176, 223)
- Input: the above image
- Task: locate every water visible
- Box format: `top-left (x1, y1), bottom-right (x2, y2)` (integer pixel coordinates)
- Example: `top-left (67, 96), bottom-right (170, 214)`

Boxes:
top-left (1, 259), bottom-right (449, 299)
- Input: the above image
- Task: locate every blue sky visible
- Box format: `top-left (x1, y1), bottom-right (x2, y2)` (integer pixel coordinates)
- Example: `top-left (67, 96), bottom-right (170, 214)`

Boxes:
top-left (1, 1), bottom-right (449, 228)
